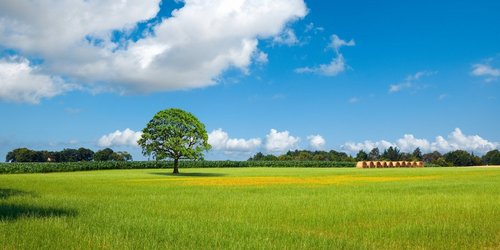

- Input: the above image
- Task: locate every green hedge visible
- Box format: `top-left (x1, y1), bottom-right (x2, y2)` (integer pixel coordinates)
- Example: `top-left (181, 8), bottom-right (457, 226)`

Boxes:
top-left (0, 161), bottom-right (355, 174)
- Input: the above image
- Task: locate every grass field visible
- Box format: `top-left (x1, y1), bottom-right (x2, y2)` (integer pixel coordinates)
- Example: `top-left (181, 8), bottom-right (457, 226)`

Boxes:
top-left (0, 167), bottom-right (499, 249)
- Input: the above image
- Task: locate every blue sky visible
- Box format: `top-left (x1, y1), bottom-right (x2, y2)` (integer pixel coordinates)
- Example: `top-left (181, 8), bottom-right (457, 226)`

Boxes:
top-left (0, 0), bottom-right (499, 160)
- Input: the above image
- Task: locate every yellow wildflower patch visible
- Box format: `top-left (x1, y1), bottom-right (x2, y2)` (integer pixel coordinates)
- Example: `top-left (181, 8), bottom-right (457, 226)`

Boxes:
top-left (129, 175), bottom-right (438, 187)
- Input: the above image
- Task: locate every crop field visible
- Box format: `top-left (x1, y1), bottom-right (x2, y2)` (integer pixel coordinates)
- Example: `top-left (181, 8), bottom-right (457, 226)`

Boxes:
top-left (0, 167), bottom-right (499, 249)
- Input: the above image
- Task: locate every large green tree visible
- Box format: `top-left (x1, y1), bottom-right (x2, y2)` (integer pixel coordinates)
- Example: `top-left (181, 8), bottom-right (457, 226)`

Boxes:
top-left (138, 108), bottom-right (211, 174)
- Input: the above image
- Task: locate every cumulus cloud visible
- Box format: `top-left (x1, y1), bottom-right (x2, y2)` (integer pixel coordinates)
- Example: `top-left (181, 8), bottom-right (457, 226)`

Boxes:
top-left (208, 128), bottom-right (261, 152)
top-left (0, 57), bottom-right (76, 104)
top-left (435, 128), bottom-right (497, 153)
top-left (97, 128), bottom-right (143, 147)
top-left (341, 128), bottom-right (498, 154)
top-left (472, 63), bottom-right (500, 82)
top-left (389, 71), bottom-right (435, 93)
top-left (265, 129), bottom-right (300, 153)
top-left (307, 135), bottom-right (326, 150)
top-left (295, 34), bottom-right (354, 76)
top-left (0, 0), bottom-right (308, 101)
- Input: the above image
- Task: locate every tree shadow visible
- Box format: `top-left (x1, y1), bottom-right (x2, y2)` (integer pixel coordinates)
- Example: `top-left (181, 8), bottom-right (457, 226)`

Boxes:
top-left (0, 188), bottom-right (76, 221)
top-left (0, 204), bottom-right (77, 221)
top-left (148, 172), bottom-right (226, 177)
top-left (0, 188), bottom-right (36, 200)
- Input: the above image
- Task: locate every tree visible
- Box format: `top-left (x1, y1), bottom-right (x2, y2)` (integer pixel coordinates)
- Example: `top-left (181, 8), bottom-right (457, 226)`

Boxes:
top-left (443, 150), bottom-right (477, 166)
top-left (77, 148), bottom-right (95, 161)
top-left (423, 151), bottom-right (442, 163)
top-left (248, 152), bottom-right (265, 161)
top-left (355, 150), bottom-right (368, 161)
top-left (381, 146), bottom-right (400, 161)
top-left (59, 149), bottom-right (79, 162)
top-left (6, 150), bottom-right (15, 162)
top-left (482, 149), bottom-right (500, 165)
top-left (94, 148), bottom-right (115, 161)
top-left (112, 151), bottom-right (133, 161)
top-left (138, 108), bottom-right (211, 174)
top-left (434, 157), bottom-right (452, 167)
top-left (5, 148), bottom-right (44, 162)
top-left (412, 147), bottom-right (423, 161)
top-left (368, 148), bottom-right (380, 161)
top-left (400, 152), bottom-right (414, 161)
top-left (94, 148), bottom-right (132, 161)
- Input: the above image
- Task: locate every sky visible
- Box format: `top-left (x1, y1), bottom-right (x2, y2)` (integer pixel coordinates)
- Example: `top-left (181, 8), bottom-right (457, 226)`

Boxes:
top-left (0, 0), bottom-right (499, 161)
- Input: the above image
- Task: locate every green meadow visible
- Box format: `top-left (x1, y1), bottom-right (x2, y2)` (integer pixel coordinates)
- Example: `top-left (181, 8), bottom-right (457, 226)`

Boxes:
top-left (0, 167), bottom-right (499, 249)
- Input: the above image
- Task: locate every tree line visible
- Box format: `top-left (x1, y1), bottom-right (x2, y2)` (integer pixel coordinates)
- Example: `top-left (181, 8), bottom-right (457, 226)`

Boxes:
top-left (248, 147), bottom-right (500, 166)
top-left (6, 147), bottom-right (132, 163)
top-left (249, 150), bottom-right (353, 162)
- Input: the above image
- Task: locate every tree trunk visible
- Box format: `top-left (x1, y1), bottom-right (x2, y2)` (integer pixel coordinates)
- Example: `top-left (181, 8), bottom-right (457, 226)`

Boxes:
top-left (173, 158), bottom-right (179, 174)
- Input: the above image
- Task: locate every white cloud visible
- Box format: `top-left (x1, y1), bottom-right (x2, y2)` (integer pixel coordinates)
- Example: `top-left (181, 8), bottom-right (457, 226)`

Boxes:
top-left (265, 129), bottom-right (300, 153)
top-left (329, 34), bottom-right (355, 53)
top-left (434, 128), bottom-right (497, 153)
top-left (307, 135), bottom-right (326, 150)
top-left (472, 63), bottom-right (500, 82)
top-left (295, 34), bottom-right (354, 76)
top-left (272, 28), bottom-right (300, 46)
top-left (341, 140), bottom-right (395, 153)
top-left (0, 0), bottom-right (308, 99)
top-left (296, 54), bottom-right (347, 76)
top-left (389, 82), bottom-right (412, 93)
top-left (304, 22), bottom-right (324, 33)
top-left (341, 128), bottom-right (498, 154)
top-left (389, 71), bottom-right (436, 93)
top-left (0, 1), bottom-right (160, 55)
top-left (396, 134), bottom-right (431, 152)
top-left (97, 128), bottom-right (143, 148)
top-left (208, 128), bottom-right (261, 152)
top-left (255, 51), bottom-right (269, 64)
top-left (0, 57), bottom-right (76, 104)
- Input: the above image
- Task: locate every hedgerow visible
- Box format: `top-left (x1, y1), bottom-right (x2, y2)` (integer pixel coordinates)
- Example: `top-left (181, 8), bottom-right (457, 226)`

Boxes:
top-left (0, 161), bottom-right (355, 174)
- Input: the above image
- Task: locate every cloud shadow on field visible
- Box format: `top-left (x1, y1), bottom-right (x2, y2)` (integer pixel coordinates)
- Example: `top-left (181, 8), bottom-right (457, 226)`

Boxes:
top-left (0, 204), bottom-right (77, 221)
top-left (148, 172), bottom-right (226, 177)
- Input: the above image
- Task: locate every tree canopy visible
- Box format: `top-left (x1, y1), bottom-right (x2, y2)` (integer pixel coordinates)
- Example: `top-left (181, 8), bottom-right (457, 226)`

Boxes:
top-left (138, 108), bottom-right (211, 174)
